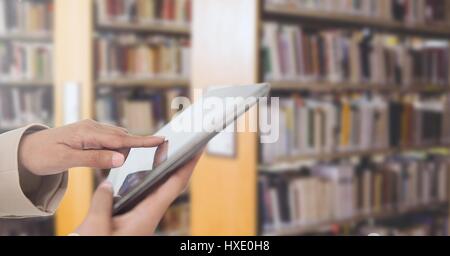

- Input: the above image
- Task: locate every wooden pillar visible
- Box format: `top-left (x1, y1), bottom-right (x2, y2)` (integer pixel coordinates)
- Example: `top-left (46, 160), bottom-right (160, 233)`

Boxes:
top-left (190, 0), bottom-right (261, 235)
top-left (54, 0), bottom-right (94, 236)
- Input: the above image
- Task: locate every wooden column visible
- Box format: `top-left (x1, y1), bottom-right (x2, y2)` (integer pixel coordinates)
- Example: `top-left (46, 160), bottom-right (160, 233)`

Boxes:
top-left (190, 0), bottom-right (261, 235)
top-left (54, 0), bottom-right (94, 236)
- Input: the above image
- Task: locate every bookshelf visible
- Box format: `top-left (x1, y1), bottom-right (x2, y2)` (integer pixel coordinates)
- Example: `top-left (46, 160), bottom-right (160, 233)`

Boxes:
top-left (191, 0), bottom-right (450, 236)
top-left (264, 201), bottom-right (449, 236)
top-left (0, 0), bottom-right (55, 235)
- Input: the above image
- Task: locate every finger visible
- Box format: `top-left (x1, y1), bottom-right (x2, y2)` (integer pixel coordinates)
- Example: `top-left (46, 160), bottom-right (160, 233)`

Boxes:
top-left (118, 148), bottom-right (131, 160)
top-left (86, 133), bottom-right (165, 150)
top-left (66, 149), bottom-right (126, 169)
top-left (153, 141), bottom-right (169, 168)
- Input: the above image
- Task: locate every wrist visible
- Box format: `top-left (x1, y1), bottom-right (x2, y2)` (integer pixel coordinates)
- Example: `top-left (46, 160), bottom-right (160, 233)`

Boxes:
top-left (18, 133), bottom-right (40, 176)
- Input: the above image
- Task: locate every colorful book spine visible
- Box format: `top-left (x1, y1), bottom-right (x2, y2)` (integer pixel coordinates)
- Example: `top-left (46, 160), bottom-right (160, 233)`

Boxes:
top-left (259, 154), bottom-right (450, 234)
top-left (95, 34), bottom-right (190, 80)
top-left (96, 87), bottom-right (188, 135)
top-left (0, 87), bottom-right (53, 130)
top-left (96, 0), bottom-right (192, 25)
top-left (262, 23), bottom-right (450, 86)
top-left (261, 93), bottom-right (450, 164)
top-left (0, 0), bottom-right (53, 35)
top-left (0, 41), bottom-right (53, 82)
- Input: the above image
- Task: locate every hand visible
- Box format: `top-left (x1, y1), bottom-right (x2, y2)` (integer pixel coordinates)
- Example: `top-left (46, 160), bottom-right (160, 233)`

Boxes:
top-left (75, 153), bottom-right (202, 236)
top-left (19, 119), bottom-right (165, 176)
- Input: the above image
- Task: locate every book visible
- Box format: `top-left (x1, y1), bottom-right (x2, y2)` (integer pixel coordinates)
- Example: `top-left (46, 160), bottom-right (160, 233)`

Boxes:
top-left (357, 213), bottom-right (449, 236)
top-left (259, 153), bottom-right (450, 234)
top-left (95, 87), bottom-right (189, 135)
top-left (95, 34), bottom-right (191, 81)
top-left (0, 0), bottom-right (54, 237)
top-left (0, 87), bottom-right (53, 130)
top-left (95, 0), bottom-right (192, 25)
top-left (0, 0), bottom-right (53, 35)
top-left (262, 23), bottom-right (450, 87)
top-left (260, 93), bottom-right (450, 164)
top-left (0, 41), bottom-right (53, 82)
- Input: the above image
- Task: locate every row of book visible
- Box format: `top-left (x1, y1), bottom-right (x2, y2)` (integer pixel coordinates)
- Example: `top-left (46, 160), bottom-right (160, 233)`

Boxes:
top-left (0, 0), bottom-right (53, 35)
top-left (0, 41), bottom-right (53, 82)
top-left (0, 88), bottom-right (53, 131)
top-left (96, 87), bottom-right (188, 135)
top-left (259, 154), bottom-right (450, 233)
top-left (262, 23), bottom-right (450, 86)
top-left (357, 214), bottom-right (449, 236)
top-left (261, 94), bottom-right (450, 164)
top-left (96, 0), bottom-right (192, 25)
top-left (95, 34), bottom-right (190, 80)
top-left (266, 0), bottom-right (448, 25)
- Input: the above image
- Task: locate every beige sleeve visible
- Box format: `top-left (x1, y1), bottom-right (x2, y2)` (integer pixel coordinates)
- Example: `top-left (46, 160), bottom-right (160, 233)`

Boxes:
top-left (0, 125), bottom-right (67, 217)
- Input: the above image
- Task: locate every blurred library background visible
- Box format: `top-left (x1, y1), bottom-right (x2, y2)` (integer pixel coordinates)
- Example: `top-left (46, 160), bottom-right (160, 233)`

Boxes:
top-left (1, 0), bottom-right (450, 236)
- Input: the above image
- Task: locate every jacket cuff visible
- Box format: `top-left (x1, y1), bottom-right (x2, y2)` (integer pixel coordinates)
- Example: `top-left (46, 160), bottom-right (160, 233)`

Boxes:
top-left (0, 124), bottom-right (68, 217)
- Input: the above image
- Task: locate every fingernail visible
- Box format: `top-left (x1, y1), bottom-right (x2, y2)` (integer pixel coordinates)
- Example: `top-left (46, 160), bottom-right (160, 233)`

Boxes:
top-left (155, 136), bottom-right (165, 141)
top-left (100, 181), bottom-right (113, 192)
top-left (112, 153), bottom-right (125, 168)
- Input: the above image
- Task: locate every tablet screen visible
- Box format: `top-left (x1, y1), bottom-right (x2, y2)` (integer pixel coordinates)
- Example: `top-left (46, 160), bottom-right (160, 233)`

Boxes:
top-left (109, 121), bottom-right (201, 198)
top-left (117, 140), bottom-right (169, 198)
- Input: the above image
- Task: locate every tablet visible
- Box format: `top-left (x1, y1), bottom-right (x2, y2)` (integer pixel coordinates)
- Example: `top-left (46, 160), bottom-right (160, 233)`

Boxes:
top-left (107, 83), bottom-right (270, 215)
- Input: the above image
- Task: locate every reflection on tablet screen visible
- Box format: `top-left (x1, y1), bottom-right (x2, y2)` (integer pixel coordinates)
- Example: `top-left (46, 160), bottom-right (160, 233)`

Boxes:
top-left (117, 141), bottom-right (169, 198)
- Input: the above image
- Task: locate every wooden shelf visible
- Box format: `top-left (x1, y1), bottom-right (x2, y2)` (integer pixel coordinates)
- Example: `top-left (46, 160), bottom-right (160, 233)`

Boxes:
top-left (0, 80), bottom-right (53, 87)
top-left (96, 21), bottom-right (191, 35)
top-left (264, 4), bottom-right (450, 38)
top-left (260, 145), bottom-right (450, 172)
top-left (269, 80), bottom-right (450, 93)
top-left (263, 201), bottom-right (449, 236)
top-left (0, 32), bottom-right (52, 42)
top-left (96, 78), bottom-right (190, 88)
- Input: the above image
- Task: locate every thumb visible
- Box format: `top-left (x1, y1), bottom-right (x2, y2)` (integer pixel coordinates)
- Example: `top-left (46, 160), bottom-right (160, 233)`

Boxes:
top-left (68, 149), bottom-right (126, 169)
top-left (88, 181), bottom-right (114, 218)
top-left (76, 181), bottom-right (114, 236)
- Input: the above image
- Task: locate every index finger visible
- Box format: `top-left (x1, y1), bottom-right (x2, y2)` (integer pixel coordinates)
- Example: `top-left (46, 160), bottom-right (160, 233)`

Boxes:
top-left (87, 133), bottom-right (165, 150)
